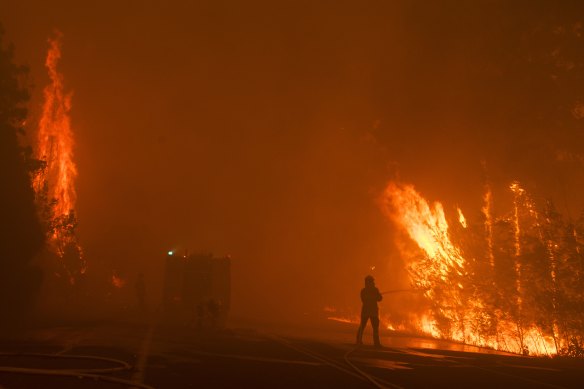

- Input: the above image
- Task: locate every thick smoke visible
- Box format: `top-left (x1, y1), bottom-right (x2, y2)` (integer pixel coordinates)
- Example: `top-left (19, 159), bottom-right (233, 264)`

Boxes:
top-left (0, 1), bottom-right (583, 325)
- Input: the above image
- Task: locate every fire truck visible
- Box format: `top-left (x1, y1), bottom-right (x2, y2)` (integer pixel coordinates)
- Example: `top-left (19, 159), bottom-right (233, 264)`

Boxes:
top-left (163, 251), bottom-right (231, 327)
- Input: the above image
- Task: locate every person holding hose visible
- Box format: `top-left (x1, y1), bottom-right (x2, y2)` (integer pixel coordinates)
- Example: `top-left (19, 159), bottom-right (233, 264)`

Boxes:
top-left (356, 275), bottom-right (383, 347)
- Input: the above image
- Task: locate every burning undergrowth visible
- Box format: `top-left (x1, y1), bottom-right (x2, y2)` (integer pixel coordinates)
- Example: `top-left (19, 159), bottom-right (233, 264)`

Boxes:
top-left (382, 181), bottom-right (584, 357)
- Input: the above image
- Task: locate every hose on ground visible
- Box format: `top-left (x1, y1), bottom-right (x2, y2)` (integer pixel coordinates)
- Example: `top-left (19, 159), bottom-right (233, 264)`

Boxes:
top-left (343, 346), bottom-right (404, 389)
top-left (0, 352), bottom-right (155, 389)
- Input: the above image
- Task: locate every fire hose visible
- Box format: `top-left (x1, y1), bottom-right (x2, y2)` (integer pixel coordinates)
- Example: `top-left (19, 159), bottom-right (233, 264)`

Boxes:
top-left (268, 334), bottom-right (403, 389)
top-left (0, 352), bottom-right (156, 389)
top-left (343, 347), bottom-right (404, 389)
top-left (380, 288), bottom-right (427, 295)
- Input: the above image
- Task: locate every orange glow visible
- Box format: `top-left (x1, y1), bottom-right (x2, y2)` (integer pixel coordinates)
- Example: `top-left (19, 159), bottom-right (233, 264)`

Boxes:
top-left (327, 316), bottom-right (358, 324)
top-left (383, 182), bottom-right (465, 278)
top-left (382, 182), bottom-right (468, 341)
top-left (510, 181), bottom-right (523, 258)
top-left (417, 314), bottom-right (441, 338)
top-left (33, 32), bottom-right (85, 281)
top-left (323, 306), bottom-right (359, 324)
top-left (382, 181), bottom-right (560, 356)
top-left (482, 184), bottom-right (495, 268)
top-left (34, 31), bottom-right (77, 218)
top-left (112, 274), bottom-right (126, 288)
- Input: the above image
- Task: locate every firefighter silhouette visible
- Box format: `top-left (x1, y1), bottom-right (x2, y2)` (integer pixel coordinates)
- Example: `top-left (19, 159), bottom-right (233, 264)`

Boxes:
top-left (356, 275), bottom-right (382, 347)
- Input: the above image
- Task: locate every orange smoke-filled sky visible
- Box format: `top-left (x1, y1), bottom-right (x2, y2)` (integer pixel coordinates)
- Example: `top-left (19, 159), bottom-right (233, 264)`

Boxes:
top-left (1, 0), bottom-right (583, 321)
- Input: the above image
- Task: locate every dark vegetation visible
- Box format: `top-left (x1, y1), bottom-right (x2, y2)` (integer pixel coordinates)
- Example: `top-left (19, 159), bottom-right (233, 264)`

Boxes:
top-left (0, 25), bottom-right (44, 323)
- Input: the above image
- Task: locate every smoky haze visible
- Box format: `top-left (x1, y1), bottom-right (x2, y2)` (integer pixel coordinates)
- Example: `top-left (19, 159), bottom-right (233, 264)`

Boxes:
top-left (1, 0), bottom-right (583, 324)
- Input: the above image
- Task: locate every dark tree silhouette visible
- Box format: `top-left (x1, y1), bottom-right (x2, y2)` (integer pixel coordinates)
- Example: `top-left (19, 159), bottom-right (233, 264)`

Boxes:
top-left (0, 25), bottom-right (44, 324)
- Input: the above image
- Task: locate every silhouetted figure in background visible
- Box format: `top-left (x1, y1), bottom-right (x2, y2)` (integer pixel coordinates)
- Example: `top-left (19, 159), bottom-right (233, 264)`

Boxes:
top-left (356, 275), bottom-right (382, 347)
top-left (136, 273), bottom-right (145, 311)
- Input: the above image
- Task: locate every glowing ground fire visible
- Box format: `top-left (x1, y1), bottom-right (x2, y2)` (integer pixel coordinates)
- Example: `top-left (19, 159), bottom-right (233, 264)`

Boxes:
top-left (382, 181), bottom-right (584, 356)
top-left (33, 32), bottom-right (85, 283)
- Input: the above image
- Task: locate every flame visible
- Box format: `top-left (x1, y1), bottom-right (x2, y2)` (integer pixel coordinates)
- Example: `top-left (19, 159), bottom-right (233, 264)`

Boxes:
top-left (34, 31), bottom-right (77, 218)
top-left (382, 181), bottom-right (561, 356)
top-left (382, 183), bottom-right (467, 340)
top-left (112, 274), bottom-right (126, 288)
top-left (417, 314), bottom-right (441, 338)
top-left (33, 31), bottom-right (85, 282)
top-left (383, 182), bottom-right (465, 278)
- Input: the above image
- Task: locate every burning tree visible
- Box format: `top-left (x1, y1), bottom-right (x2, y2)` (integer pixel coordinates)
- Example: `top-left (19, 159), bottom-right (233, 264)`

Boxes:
top-left (549, 207), bottom-right (584, 356)
top-left (32, 31), bottom-right (85, 285)
top-left (383, 180), bottom-right (584, 356)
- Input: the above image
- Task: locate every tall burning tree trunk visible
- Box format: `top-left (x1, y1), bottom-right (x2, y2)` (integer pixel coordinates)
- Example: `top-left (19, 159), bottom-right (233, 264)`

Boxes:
top-left (510, 181), bottom-right (527, 354)
top-left (33, 31), bottom-right (85, 285)
top-left (542, 202), bottom-right (561, 354)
